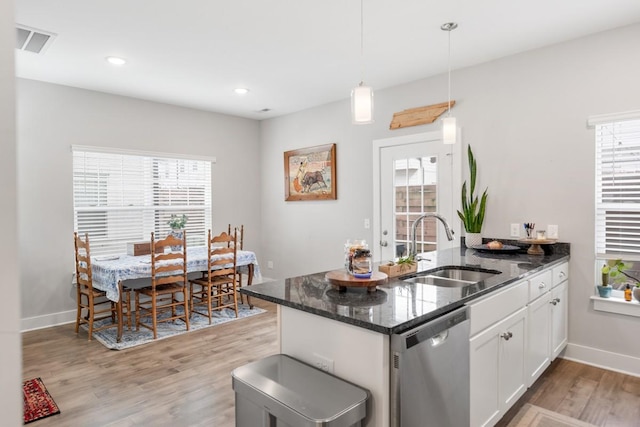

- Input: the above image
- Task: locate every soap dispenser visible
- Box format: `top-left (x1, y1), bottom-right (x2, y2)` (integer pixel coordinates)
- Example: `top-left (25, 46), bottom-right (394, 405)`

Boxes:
top-left (625, 284), bottom-right (632, 301)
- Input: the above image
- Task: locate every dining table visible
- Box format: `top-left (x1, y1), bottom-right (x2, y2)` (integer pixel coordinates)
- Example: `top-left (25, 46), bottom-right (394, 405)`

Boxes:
top-left (91, 246), bottom-right (261, 341)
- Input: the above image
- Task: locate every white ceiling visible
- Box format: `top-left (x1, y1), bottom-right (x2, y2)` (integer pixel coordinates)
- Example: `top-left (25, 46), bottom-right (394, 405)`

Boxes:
top-left (14, 0), bottom-right (640, 120)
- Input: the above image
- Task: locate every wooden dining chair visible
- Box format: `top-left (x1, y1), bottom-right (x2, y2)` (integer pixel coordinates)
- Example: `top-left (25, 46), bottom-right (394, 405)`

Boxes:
top-left (135, 232), bottom-right (190, 339)
top-left (74, 232), bottom-right (118, 340)
top-left (190, 229), bottom-right (239, 323)
top-left (228, 224), bottom-right (247, 303)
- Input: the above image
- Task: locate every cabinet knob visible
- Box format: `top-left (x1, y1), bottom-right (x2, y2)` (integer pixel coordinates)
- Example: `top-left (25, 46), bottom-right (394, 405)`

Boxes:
top-left (380, 240), bottom-right (388, 247)
top-left (559, 271), bottom-right (566, 278)
top-left (501, 332), bottom-right (513, 341)
top-left (550, 299), bottom-right (558, 306)
top-left (538, 282), bottom-right (546, 289)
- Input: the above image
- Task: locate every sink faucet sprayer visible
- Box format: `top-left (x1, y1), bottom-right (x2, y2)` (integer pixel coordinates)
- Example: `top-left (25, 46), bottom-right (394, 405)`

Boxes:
top-left (410, 213), bottom-right (455, 259)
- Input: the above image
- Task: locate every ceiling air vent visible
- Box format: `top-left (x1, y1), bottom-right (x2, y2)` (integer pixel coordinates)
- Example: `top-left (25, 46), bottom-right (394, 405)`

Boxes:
top-left (16, 25), bottom-right (56, 54)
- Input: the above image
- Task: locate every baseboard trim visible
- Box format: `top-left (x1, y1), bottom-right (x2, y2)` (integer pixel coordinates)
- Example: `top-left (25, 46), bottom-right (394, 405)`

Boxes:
top-left (21, 277), bottom-right (277, 332)
top-left (563, 343), bottom-right (640, 378)
top-left (21, 310), bottom-right (76, 332)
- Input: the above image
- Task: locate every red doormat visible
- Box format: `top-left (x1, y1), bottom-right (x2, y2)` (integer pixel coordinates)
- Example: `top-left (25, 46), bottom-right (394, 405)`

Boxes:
top-left (23, 378), bottom-right (61, 424)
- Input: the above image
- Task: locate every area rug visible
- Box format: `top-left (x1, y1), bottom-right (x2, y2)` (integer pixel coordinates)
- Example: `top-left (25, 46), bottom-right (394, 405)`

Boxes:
top-left (83, 304), bottom-right (265, 350)
top-left (23, 377), bottom-right (61, 424)
top-left (508, 404), bottom-right (598, 427)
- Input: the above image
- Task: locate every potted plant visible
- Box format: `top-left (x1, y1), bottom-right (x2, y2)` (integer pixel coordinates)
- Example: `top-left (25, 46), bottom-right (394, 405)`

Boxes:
top-left (457, 145), bottom-right (488, 248)
top-left (168, 214), bottom-right (188, 230)
top-left (378, 254), bottom-right (417, 278)
top-left (167, 214), bottom-right (187, 250)
top-left (598, 259), bottom-right (639, 299)
top-left (598, 263), bottom-right (613, 297)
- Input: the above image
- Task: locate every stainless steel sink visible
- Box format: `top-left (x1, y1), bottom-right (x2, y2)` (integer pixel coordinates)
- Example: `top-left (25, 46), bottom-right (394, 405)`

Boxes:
top-left (403, 267), bottom-right (501, 288)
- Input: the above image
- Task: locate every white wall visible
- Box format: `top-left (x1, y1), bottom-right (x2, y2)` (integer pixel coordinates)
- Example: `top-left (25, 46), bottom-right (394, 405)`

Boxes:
top-left (260, 24), bottom-right (640, 371)
top-left (0, 0), bottom-right (22, 424)
top-left (16, 79), bottom-right (262, 329)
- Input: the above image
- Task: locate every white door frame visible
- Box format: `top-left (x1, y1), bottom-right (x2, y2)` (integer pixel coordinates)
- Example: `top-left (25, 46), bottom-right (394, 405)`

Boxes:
top-left (372, 130), bottom-right (462, 262)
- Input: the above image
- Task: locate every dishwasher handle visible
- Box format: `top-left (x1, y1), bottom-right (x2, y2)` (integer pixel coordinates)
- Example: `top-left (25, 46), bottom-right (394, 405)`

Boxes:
top-left (400, 306), bottom-right (468, 351)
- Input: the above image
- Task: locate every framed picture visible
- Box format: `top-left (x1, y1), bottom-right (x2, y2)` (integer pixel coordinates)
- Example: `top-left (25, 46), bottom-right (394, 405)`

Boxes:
top-left (284, 143), bottom-right (337, 201)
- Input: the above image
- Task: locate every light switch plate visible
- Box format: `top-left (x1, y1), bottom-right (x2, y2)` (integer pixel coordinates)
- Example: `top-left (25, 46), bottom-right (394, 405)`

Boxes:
top-left (510, 223), bottom-right (520, 238)
top-left (548, 225), bottom-right (559, 239)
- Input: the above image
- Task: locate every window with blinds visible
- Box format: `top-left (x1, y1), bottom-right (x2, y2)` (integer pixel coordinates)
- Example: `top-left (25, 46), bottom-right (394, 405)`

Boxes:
top-left (595, 117), bottom-right (640, 260)
top-left (72, 147), bottom-right (213, 256)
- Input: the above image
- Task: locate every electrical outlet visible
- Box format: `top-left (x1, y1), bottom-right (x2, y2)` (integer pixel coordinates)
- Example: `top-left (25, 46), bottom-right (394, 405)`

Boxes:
top-left (548, 225), bottom-right (559, 239)
top-left (312, 353), bottom-right (334, 373)
top-left (364, 218), bottom-right (370, 229)
top-left (510, 223), bottom-right (520, 238)
top-left (267, 260), bottom-right (274, 269)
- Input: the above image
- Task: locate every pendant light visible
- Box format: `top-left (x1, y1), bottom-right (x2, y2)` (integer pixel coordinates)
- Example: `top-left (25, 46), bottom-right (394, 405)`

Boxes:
top-left (441, 22), bottom-right (458, 144)
top-left (351, 0), bottom-right (374, 124)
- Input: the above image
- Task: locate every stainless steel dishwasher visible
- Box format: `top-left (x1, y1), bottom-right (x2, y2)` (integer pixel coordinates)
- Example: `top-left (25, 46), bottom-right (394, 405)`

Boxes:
top-left (390, 306), bottom-right (470, 427)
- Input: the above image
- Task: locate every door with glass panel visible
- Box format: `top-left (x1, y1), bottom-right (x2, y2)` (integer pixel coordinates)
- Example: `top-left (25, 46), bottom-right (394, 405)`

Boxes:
top-left (374, 132), bottom-right (460, 263)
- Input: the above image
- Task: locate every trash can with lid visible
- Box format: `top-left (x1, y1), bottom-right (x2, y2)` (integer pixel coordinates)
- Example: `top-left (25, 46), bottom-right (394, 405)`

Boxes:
top-left (232, 354), bottom-right (369, 427)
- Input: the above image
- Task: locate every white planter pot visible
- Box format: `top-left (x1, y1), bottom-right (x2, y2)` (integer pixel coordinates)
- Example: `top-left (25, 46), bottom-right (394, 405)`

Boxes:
top-left (465, 232), bottom-right (483, 248)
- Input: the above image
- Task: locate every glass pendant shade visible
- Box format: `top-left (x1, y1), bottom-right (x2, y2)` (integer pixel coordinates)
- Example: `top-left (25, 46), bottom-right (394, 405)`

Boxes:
top-left (351, 83), bottom-right (374, 124)
top-left (442, 116), bottom-right (457, 144)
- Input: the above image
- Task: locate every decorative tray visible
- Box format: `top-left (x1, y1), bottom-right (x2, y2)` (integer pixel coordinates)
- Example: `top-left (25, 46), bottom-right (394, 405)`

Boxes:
top-left (518, 238), bottom-right (558, 255)
top-left (470, 244), bottom-right (521, 253)
top-left (325, 270), bottom-right (388, 293)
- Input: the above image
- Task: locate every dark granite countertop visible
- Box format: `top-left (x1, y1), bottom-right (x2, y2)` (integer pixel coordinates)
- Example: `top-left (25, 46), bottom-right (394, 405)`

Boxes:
top-left (241, 242), bottom-right (570, 335)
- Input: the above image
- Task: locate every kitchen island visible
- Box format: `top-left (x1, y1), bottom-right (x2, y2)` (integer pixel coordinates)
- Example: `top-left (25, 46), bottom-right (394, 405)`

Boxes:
top-left (241, 243), bottom-right (570, 427)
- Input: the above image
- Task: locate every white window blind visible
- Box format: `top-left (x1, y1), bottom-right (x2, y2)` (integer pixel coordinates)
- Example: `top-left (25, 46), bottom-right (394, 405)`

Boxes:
top-left (72, 147), bottom-right (212, 256)
top-left (595, 117), bottom-right (640, 260)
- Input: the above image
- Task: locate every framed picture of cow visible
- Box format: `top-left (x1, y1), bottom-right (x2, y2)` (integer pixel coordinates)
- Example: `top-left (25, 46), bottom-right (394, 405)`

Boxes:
top-left (284, 143), bottom-right (337, 201)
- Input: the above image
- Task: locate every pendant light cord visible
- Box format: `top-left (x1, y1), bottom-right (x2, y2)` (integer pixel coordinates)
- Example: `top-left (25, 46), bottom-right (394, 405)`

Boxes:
top-left (359, 0), bottom-right (364, 84)
top-left (447, 28), bottom-right (451, 117)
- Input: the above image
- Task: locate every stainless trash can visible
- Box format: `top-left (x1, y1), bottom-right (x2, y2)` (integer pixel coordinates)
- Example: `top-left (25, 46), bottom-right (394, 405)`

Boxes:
top-left (232, 354), bottom-right (369, 427)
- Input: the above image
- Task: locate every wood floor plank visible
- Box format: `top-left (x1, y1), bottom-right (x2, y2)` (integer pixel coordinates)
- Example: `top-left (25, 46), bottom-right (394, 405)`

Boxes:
top-left (495, 358), bottom-right (640, 427)
top-left (22, 299), bottom-right (278, 427)
top-left (23, 304), bottom-right (640, 427)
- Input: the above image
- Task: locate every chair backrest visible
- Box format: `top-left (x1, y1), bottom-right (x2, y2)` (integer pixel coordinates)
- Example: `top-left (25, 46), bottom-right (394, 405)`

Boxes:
top-left (150, 231), bottom-right (187, 288)
top-left (74, 232), bottom-right (93, 290)
top-left (208, 229), bottom-right (238, 279)
top-left (227, 224), bottom-right (244, 250)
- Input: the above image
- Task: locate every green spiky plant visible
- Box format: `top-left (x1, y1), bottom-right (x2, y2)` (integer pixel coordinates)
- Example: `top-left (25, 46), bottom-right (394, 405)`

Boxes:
top-left (457, 145), bottom-right (488, 233)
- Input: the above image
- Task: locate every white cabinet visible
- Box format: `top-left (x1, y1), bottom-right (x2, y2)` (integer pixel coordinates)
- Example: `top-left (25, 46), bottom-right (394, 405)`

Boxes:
top-left (470, 307), bottom-right (527, 427)
top-left (469, 279), bottom-right (528, 427)
top-left (470, 260), bottom-right (570, 427)
top-left (526, 291), bottom-right (551, 386)
top-left (551, 270), bottom-right (568, 359)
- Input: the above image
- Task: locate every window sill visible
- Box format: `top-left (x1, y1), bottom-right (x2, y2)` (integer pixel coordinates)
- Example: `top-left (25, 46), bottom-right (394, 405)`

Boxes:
top-left (591, 294), bottom-right (640, 318)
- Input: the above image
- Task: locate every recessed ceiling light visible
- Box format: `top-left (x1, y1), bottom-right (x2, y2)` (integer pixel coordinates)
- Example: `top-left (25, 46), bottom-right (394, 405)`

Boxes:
top-left (234, 88), bottom-right (250, 95)
top-left (106, 56), bottom-right (126, 66)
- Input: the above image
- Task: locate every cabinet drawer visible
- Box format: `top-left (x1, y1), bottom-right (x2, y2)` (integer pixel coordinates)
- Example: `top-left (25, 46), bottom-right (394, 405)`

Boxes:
top-left (468, 280), bottom-right (528, 337)
top-left (553, 262), bottom-right (569, 287)
top-left (528, 270), bottom-right (552, 302)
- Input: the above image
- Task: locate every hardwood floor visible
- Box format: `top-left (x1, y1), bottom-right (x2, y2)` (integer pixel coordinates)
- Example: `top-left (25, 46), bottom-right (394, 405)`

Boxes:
top-left (23, 303), bottom-right (640, 427)
top-left (22, 299), bottom-right (278, 427)
top-left (496, 358), bottom-right (640, 427)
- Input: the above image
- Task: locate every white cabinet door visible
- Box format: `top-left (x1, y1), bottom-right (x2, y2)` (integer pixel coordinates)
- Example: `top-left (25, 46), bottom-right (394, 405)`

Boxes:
top-left (470, 307), bottom-right (527, 427)
top-left (470, 320), bottom-right (501, 427)
top-left (499, 307), bottom-right (527, 411)
top-left (551, 280), bottom-right (568, 359)
top-left (526, 292), bottom-right (551, 386)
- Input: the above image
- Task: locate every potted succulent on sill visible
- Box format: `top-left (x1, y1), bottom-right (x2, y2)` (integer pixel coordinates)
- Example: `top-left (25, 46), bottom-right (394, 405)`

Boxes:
top-left (457, 145), bottom-right (488, 248)
top-left (598, 259), bottom-right (640, 299)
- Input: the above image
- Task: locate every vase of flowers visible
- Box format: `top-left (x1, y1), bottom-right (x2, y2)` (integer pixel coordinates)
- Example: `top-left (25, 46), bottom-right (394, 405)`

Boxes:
top-left (168, 214), bottom-right (187, 250)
